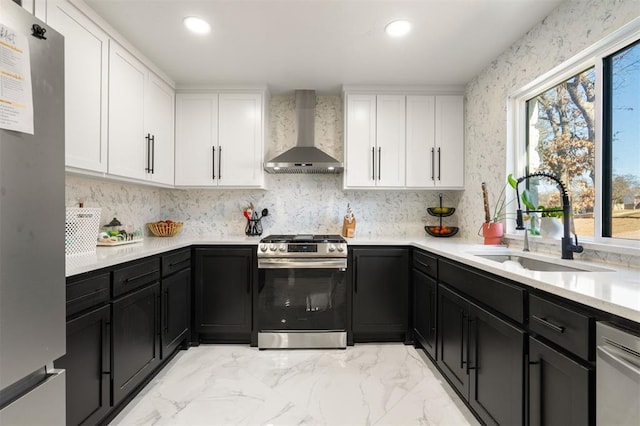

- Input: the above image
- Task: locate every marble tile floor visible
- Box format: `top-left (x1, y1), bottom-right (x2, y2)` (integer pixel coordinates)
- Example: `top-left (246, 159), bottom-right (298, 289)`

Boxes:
top-left (109, 343), bottom-right (480, 426)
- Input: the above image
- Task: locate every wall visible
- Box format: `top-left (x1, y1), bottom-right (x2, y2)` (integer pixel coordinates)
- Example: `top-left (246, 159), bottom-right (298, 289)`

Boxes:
top-left (460, 0), bottom-right (640, 264)
top-left (66, 174), bottom-right (162, 232)
top-left (67, 95), bottom-right (459, 238)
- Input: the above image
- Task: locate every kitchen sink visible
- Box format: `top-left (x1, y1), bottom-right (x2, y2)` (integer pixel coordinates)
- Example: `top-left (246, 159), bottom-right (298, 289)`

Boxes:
top-left (470, 252), bottom-right (612, 272)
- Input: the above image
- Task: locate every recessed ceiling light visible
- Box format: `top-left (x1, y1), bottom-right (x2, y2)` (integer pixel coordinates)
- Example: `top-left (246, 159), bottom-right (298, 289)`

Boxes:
top-left (183, 16), bottom-right (210, 34)
top-left (385, 20), bottom-right (411, 37)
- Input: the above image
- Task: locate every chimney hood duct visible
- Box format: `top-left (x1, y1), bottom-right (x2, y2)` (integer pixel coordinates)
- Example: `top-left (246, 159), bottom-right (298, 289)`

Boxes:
top-left (264, 90), bottom-right (343, 174)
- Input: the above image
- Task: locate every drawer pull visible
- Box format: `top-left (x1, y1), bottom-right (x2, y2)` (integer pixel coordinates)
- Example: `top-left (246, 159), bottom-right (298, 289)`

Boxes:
top-left (124, 270), bottom-right (157, 283)
top-left (168, 259), bottom-right (189, 268)
top-left (532, 315), bottom-right (565, 334)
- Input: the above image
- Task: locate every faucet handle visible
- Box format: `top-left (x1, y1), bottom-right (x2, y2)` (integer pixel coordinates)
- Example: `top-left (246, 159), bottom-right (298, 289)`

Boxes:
top-left (572, 234), bottom-right (584, 253)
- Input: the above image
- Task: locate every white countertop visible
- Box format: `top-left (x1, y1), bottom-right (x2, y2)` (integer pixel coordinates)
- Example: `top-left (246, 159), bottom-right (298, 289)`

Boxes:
top-left (66, 235), bottom-right (640, 324)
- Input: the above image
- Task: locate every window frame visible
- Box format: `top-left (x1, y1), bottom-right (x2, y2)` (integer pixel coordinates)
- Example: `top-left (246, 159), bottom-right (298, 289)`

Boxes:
top-left (507, 16), bottom-right (640, 251)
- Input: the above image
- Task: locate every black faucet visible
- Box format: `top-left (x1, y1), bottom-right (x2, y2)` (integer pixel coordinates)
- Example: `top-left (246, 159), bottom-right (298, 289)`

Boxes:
top-left (513, 172), bottom-right (583, 260)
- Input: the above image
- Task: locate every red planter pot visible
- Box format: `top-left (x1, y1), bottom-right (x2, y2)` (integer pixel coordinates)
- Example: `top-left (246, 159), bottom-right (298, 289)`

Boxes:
top-left (482, 222), bottom-right (504, 245)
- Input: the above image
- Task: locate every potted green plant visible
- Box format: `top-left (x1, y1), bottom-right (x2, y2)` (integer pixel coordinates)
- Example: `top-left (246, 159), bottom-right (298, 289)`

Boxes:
top-left (480, 181), bottom-right (510, 244)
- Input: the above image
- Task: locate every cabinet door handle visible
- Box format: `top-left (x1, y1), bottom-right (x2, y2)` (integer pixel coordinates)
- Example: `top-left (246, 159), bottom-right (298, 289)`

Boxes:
top-left (431, 147), bottom-right (435, 181)
top-left (212, 146), bottom-right (216, 180)
top-left (124, 270), bottom-right (157, 283)
top-left (102, 320), bottom-right (111, 374)
top-left (150, 135), bottom-right (155, 174)
top-left (466, 318), bottom-right (476, 374)
top-left (371, 147), bottom-right (375, 181)
top-left (460, 311), bottom-right (466, 369)
top-left (378, 147), bottom-right (382, 181)
top-left (354, 257), bottom-right (358, 293)
top-left (145, 133), bottom-right (152, 173)
top-left (163, 290), bottom-right (169, 333)
top-left (218, 146), bottom-right (222, 180)
top-left (531, 315), bottom-right (565, 333)
top-left (437, 147), bottom-right (441, 181)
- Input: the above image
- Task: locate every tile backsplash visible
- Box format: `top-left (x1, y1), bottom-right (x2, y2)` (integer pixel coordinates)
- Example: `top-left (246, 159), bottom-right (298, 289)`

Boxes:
top-left (66, 95), bottom-right (461, 238)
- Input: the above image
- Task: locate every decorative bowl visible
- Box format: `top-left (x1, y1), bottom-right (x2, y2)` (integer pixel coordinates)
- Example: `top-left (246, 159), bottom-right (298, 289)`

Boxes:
top-left (148, 221), bottom-right (183, 237)
top-left (425, 225), bottom-right (459, 237)
top-left (427, 207), bottom-right (456, 217)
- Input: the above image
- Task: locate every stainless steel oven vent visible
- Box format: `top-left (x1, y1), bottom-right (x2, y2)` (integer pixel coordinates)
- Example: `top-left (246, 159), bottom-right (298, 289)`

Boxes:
top-left (264, 90), bottom-right (343, 174)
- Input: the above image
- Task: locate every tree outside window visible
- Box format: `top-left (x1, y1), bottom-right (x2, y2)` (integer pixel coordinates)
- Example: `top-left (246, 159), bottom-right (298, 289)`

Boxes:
top-left (526, 68), bottom-right (596, 237)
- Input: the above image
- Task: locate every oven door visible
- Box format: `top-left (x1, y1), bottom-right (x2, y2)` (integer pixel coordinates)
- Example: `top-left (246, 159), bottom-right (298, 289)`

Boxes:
top-left (257, 258), bottom-right (347, 336)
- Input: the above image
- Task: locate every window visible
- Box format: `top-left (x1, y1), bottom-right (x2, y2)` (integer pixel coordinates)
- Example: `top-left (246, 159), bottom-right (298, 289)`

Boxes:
top-left (526, 68), bottom-right (596, 238)
top-left (604, 41), bottom-right (640, 240)
top-left (513, 18), bottom-right (640, 245)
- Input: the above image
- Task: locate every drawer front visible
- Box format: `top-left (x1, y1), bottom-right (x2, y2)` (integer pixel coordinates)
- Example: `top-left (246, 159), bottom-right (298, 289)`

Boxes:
top-left (162, 249), bottom-right (191, 276)
top-left (439, 259), bottom-right (525, 324)
top-left (529, 294), bottom-right (592, 360)
top-left (413, 249), bottom-right (437, 278)
top-left (113, 257), bottom-right (160, 297)
top-left (66, 272), bottom-right (111, 318)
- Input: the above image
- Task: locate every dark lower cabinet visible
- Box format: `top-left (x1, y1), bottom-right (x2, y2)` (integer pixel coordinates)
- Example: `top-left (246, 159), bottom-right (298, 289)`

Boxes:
top-left (54, 305), bottom-right (111, 426)
top-left (413, 267), bottom-right (437, 359)
top-left (112, 283), bottom-right (160, 405)
top-left (351, 247), bottom-right (409, 342)
top-left (437, 285), bottom-right (469, 396)
top-left (529, 336), bottom-right (591, 426)
top-left (161, 267), bottom-right (190, 358)
top-left (438, 284), bottom-right (525, 426)
top-left (194, 247), bottom-right (253, 342)
top-left (468, 303), bottom-right (525, 426)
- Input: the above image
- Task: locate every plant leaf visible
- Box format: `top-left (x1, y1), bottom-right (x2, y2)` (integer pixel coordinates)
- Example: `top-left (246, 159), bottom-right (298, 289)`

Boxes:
top-left (507, 173), bottom-right (518, 189)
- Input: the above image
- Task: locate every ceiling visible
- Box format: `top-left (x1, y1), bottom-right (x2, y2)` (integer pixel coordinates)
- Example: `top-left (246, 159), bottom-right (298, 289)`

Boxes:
top-left (83, 0), bottom-right (565, 94)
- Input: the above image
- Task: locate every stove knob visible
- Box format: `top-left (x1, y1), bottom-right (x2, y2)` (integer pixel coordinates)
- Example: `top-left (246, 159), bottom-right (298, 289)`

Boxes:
top-left (279, 244), bottom-right (287, 252)
top-left (328, 244), bottom-right (336, 252)
top-left (269, 244), bottom-right (277, 251)
top-left (259, 244), bottom-right (268, 252)
top-left (337, 244), bottom-right (345, 252)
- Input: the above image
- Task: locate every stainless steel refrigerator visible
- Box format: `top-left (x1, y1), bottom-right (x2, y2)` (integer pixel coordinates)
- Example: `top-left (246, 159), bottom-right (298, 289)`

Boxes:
top-left (0, 0), bottom-right (66, 424)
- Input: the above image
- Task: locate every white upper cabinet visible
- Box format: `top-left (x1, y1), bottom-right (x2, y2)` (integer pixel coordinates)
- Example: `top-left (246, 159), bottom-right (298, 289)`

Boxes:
top-left (218, 93), bottom-right (263, 187)
top-left (145, 74), bottom-right (175, 185)
top-left (376, 95), bottom-right (406, 187)
top-left (175, 94), bottom-right (219, 186)
top-left (435, 96), bottom-right (464, 188)
top-left (344, 94), bottom-right (406, 188)
top-left (175, 92), bottom-right (264, 188)
top-left (108, 41), bottom-right (175, 184)
top-left (344, 95), bottom-right (376, 188)
top-left (46, 0), bottom-right (108, 173)
top-left (21, 0), bottom-right (46, 19)
top-left (406, 95), bottom-right (464, 189)
top-left (406, 96), bottom-right (436, 186)
top-left (108, 41), bottom-right (147, 181)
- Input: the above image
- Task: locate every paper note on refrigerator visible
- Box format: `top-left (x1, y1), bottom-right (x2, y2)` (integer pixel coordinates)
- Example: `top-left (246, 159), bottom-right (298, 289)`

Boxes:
top-left (0, 22), bottom-right (34, 134)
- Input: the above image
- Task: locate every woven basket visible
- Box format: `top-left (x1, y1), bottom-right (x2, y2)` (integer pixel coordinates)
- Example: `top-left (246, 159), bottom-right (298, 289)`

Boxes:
top-left (148, 221), bottom-right (183, 237)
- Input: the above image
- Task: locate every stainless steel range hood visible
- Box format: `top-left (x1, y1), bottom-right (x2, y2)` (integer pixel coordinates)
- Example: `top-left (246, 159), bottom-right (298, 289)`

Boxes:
top-left (264, 90), bottom-right (343, 174)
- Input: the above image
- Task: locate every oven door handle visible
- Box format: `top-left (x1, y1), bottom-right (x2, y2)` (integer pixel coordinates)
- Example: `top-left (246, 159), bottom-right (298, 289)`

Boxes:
top-left (258, 258), bottom-right (347, 269)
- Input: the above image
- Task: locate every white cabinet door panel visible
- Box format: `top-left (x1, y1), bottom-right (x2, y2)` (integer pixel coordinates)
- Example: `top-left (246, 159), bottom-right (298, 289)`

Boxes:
top-left (345, 95), bottom-right (376, 188)
top-left (108, 41), bottom-right (147, 180)
top-left (146, 73), bottom-right (175, 185)
top-left (48, 0), bottom-right (108, 173)
top-left (435, 96), bottom-right (464, 188)
top-left (376, 95), bottom-right (405, 187)
top-left (406, 96), bottom-right (436, 187)
top-left (218, 93), bottom-right (263, 187)
top-left (175, 94), bottom-right (218, 186)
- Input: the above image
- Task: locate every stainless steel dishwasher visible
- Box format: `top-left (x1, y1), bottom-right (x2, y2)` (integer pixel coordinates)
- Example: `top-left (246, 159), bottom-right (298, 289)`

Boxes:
top-left (596, 322), bottom-right (640, 425)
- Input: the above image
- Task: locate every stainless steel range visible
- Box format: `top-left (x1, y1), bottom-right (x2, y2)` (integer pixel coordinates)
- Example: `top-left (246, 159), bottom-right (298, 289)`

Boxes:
top-left (256, 234), bottom-right (348, 349)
